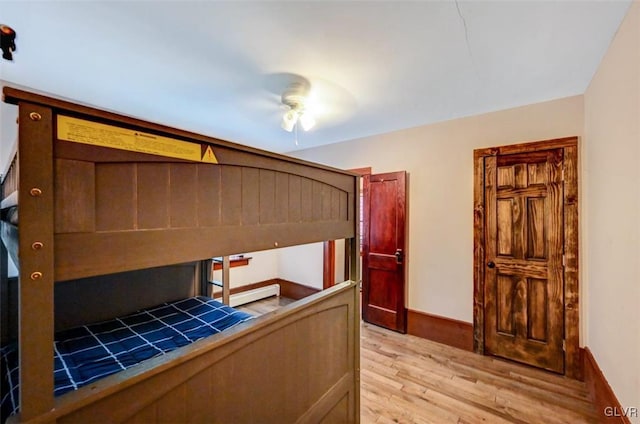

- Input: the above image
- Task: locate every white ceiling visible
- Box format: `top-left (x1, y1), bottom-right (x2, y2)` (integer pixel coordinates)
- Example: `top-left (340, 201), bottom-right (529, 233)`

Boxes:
top-left (0, 1), bottom-right (632, 154)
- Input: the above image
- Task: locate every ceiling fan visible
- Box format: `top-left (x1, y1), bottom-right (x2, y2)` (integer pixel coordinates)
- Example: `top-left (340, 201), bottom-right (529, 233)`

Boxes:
top-left (280, 79), bottom-right (316, 134)
top-left (261, 72), bottom-right (356, 146)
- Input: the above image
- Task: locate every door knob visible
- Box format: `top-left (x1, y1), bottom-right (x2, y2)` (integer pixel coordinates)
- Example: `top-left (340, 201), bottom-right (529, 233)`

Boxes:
top-left (394, 249), bottom-right (404, 264)
top-left (487, 261), bottom-right (496, 269)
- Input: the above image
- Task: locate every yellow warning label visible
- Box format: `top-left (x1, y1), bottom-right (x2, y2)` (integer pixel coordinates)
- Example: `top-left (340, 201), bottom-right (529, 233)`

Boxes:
top-left (201, 145), bottom-right (217, 163)
top-left (57, 115), bottom-right (218, 164)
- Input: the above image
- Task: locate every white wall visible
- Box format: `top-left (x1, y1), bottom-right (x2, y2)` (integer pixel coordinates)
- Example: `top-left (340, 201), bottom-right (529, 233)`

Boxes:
top-left (291, 96), bottom-right (583, 322)
top-left (210, 250), bottom-right (279, 289)
top-left (277, 243), bottom-right (324, 290)
top-left (210, 245), bottom-right (325, 291)
top-left (583, 0), bottom-right (639, 419)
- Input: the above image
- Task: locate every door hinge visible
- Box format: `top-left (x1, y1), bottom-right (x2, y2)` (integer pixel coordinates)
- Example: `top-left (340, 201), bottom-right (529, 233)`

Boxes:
top-left (561, 167), bottom-right (565, 182)
top-left (562, 340), bottom-right (566, 351)
top-left (562, 254), bottom-right (566, 267)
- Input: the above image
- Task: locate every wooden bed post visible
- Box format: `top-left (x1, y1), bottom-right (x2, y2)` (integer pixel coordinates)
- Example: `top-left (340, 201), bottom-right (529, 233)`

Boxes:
top-left (221, 255), bottom-right (230, 305)
top-left (199, 259), bottom-right (210, 296)
top-left (17, 102), bottom-right (55, 419)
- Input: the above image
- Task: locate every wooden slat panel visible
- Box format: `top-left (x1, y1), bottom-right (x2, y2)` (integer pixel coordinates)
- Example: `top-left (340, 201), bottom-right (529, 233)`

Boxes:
top-left (288, 174), bottom-right (302, 223)
top-left (197, 164), bottom-right (221, 227)
top-left (275, 171), bottom-right (289, 223)
top-left (528, 162), bottom-right (547, 186)
top-left (493, 258), bottom-right (547, 279)
top-left (55, 159), bottom-right (95, 233)
top-left (221, 166), bottom-right (241, 225)
top-left (322, 184), bottom-right (332, 220)
top-left (497, 166), bottom-right (514, 188)
top-left (210, 143), bottom-right (356, 192)
top-left (496, 274), bottom-right (515, 336)
top-left (340, 190), bottom-right (348, 221)
top-left (137, 163), bottom-right (169, 229)
top-left (512, 196), bottom-right (525, 259)
top-left (330, 188), bottom-right (341, 221)
top-left (312, 180), bottom-right (323, 221)
top-left (527, 197), bottom-right (546, 259)
top-left (497, 199), bottom-right (513, 256)
top-left (96, 164), bottom-right (136, 231)
top-left (259, 169), bottom-right (276, 224)
top-left (169, 164), bottom-right (198, 228)
top-left (1, 156), bottom-right (18, 200)
top-left (514, 163), bottom-right (527, 188)
top-left (301, 177), bottom-right (313, 222)
top-left (242, 167), bottom-right (259, 225)
top-left (513, 277), bottom-right (528, 339)
top-left (496, 186), bottom-right (547, 199)
top-left (527, 277), bottom-right (548, 342)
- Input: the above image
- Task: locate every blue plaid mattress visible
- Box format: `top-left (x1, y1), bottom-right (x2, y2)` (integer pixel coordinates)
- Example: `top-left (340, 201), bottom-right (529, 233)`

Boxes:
top-left (1, 296), bottom-right (252, 422)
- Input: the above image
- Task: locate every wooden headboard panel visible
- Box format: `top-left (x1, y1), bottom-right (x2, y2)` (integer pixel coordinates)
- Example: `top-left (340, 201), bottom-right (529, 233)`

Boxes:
top-left (2, 87), bottom-right (358, 282)
top-left (54, 149), bottom-right (352, 281)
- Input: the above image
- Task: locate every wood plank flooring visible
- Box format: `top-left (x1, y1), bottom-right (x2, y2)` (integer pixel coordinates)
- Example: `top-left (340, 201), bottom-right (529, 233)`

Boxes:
top-left (237, 296), bottom-right (598, 423)
top-left (361, 322), bottom-right (597, 424)
top-left (235, 295), bottom-right (294, 315)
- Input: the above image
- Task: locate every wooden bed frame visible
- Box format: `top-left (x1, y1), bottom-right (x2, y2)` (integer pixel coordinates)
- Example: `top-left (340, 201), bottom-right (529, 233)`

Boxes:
top-left (0, 87), bottom-right (360, 423)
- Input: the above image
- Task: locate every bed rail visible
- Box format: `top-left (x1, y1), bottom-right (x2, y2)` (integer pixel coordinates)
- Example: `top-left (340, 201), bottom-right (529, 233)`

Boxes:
top-left (9, 281), bottom-right (360, 424)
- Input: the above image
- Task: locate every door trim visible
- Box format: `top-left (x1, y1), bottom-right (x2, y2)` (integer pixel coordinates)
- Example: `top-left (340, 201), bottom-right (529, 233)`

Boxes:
top-left (473, 136), bottom-right (581, 379)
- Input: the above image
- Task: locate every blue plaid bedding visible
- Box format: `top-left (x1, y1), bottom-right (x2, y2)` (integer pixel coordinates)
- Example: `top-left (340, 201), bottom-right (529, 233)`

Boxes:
top-left (1, 296), bottom-right (252, 422)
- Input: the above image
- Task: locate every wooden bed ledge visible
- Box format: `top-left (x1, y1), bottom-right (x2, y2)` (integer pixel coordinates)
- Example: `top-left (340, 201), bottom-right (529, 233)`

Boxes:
top-left (2, 86), bottom-right (356, 178)
top-left (14, 280), bottom-right (359, 423)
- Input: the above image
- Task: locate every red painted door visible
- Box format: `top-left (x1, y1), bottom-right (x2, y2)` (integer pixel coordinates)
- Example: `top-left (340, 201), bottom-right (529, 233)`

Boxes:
top-left (362, 171), bottom-right (407, 332)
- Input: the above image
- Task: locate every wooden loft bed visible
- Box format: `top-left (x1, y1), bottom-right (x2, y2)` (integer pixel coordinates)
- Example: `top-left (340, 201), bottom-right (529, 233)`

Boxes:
top-left (0, 87), bottom-right (360, 423)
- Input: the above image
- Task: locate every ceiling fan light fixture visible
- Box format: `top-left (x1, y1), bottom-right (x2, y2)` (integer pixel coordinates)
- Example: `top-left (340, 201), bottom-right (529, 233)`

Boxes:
top-left (299, 112), bottom-right (316, 131)
top-left (281, 79), bottom-right (316, 133)
top-left (281, 109), bottom-right (298, 132)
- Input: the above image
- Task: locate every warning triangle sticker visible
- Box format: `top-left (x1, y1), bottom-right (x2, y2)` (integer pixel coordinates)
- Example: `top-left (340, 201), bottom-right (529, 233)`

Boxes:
top-left (201, 145), bottom-right (218, 163)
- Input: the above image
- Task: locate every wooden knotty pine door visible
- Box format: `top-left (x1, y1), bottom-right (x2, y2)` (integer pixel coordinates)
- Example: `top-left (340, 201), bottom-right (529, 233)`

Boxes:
top-left (474, 138), bottom-right (580, 379)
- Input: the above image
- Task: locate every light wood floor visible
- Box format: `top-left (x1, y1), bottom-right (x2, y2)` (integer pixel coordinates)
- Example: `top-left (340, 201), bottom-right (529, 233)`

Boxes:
top-left (238, 296), bottom-right (598, 424)
top-left (236, 295), bottom-right (295, 315)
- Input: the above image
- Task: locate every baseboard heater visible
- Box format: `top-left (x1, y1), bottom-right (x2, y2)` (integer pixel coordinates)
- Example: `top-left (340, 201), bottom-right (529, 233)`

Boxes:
top-left (216, 284), bottom-right (281, 307)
